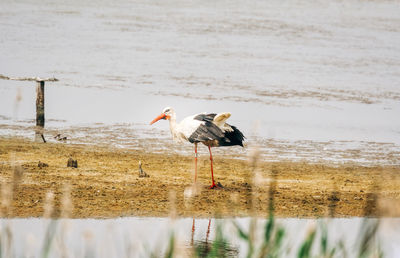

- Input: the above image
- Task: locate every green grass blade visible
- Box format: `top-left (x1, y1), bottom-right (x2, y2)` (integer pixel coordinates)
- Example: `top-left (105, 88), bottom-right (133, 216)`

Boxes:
top-left (297, 230), bottom-right (316, 258)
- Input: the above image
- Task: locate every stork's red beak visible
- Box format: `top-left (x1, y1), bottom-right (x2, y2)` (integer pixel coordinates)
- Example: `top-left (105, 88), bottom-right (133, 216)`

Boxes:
top-left (150, 113), bottom-right (167, 125)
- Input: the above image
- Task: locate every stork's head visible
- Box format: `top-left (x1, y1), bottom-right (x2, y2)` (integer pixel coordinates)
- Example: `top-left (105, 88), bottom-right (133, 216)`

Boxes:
top-left (150, 107), bottom-right (174, 125)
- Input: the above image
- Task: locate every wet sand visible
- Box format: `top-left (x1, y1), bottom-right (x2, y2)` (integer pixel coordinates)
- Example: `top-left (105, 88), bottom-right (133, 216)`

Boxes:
top-left (0, 137), bottom-right (399, 218)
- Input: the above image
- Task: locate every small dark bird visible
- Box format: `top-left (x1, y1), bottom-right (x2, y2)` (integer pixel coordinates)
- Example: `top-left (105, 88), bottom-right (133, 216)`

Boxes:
top-left (54, 134), bottom-right (67, 141)
top-left (138, 161), bottom-right (149, 177)
top-left (38, 161), bottom-right (48, 168)
top-left (67, 158), bottom-right (78, 168)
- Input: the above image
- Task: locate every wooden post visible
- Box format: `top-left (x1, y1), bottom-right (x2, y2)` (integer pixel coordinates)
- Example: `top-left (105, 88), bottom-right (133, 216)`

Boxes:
top-left (0, 74), bottom-right (58, 143)
top-left (35, 81), bottom-right (45, 142)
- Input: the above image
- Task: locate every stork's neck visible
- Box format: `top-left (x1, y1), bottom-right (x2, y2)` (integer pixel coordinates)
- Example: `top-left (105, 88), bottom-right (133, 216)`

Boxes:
top-left (168, 112), bottom-right (178, 137)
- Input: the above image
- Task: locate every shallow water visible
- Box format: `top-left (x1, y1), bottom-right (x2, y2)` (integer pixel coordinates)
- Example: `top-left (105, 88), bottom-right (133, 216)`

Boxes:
top-left (1, 217), bottom-right (399, 257)
top-left (0, 0), bottom-right (400, 165)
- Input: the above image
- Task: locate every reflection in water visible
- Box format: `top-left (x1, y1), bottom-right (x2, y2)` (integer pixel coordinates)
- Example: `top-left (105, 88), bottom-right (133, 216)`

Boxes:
top-left (191, 218), bottom-right (211, 255)
top-left (190, 218), bottom-right (239, 257)
top-left (191, 217), bottom-right (195, 246)
top-left (193, 239), bottom-right (239, 258)
top-left (0, 217), bottom-right (399, 257)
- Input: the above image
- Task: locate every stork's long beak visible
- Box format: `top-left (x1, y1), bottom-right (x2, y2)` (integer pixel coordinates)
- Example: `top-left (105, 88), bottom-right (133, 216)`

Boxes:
top-left (150, 113), bottom-right (167, 125)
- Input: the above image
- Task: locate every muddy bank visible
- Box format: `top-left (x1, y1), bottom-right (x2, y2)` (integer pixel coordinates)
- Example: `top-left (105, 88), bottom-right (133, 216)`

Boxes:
top-left (0, 137), bottom-right (399, 218)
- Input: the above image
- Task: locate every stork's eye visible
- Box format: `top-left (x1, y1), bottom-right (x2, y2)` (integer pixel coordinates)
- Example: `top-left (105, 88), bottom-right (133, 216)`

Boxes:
top-left (164, 109), bottom-right (170, 113)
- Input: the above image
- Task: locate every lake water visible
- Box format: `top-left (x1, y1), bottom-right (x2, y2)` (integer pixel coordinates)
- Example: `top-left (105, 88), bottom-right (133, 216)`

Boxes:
top-left (1, 217), bottom-right (399, 257)
top-left (1, 0), bottom-right (400, 165)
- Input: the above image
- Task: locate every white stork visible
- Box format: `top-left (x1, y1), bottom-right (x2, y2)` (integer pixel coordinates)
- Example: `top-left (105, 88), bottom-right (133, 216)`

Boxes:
top-left (150, 107), bottom-right (245, 189)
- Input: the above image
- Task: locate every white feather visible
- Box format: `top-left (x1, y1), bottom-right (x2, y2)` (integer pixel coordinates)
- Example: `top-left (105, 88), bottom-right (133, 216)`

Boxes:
top-left (173, 115), bottom-right (203, 142)
top-left (213, 112), bottom-right (233, 132)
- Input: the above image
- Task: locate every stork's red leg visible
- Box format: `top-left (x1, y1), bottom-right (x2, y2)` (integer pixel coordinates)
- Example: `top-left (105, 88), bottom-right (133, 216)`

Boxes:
top-left (208, 146), bottom-right (217, 189)
top-left (194, 143), bottom-right (198, 183)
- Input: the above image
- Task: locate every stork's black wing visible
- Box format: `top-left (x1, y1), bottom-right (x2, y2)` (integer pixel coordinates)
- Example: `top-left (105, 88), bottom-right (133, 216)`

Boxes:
top-left (220, 125), bottom-right (245, 147)
top-left (193, 113), bottom-right (217, 123)
top-left (189, 113), bottom-right (245, 147)
top-left (188, 119), bottom-right (224, 143)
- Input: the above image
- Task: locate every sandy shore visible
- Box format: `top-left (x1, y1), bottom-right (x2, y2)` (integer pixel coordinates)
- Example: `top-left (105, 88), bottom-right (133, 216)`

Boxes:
top-left (0, 137), bottom-right (399, 218)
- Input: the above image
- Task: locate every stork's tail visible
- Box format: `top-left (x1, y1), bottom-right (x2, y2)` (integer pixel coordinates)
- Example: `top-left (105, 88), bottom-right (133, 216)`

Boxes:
top-left (220, 125), bottom-right (245, 147)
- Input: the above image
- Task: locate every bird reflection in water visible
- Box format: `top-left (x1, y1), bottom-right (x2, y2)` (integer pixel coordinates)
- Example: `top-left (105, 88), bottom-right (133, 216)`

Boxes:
top-left (190, 218), bottom-right (239, 257)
